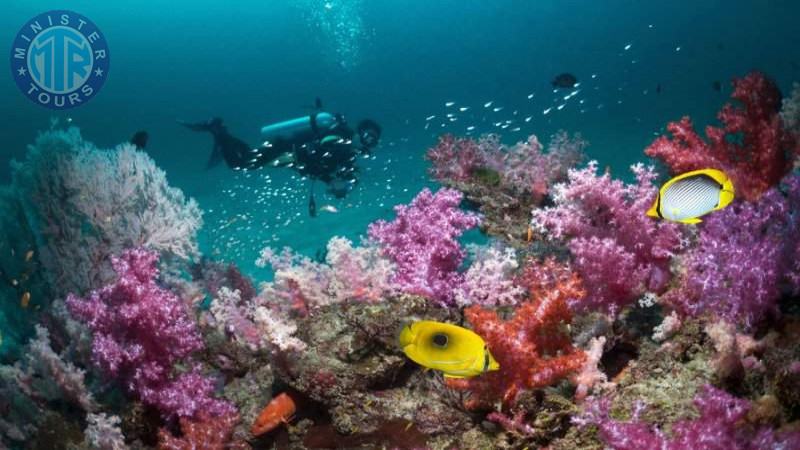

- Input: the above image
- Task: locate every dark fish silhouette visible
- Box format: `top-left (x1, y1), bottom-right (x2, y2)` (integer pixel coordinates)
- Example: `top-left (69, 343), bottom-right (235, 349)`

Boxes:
top-left (130, 131), bottom-right (148, 149)
top-left (656, 83), bottom-right (662, 94)
top-left (304, 97), bottom-right (324, 110)
top-left (309, 192), bottom-right (317, 217)
top-left (712, 80), bottom-right (722, 92)
top-left (551, 73), bottom-right (578, 89)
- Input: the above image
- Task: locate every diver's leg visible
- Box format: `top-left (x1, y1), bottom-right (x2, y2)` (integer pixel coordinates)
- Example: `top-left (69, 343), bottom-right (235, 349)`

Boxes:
top-left (177, 119), bottom-right (213, 132)
top-left (245, 143), bottom-right (295, 169)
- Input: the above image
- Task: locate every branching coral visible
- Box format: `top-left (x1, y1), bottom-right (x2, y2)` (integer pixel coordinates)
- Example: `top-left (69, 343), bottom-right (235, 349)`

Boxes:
top-left (573, 337), bottom-right (612, 401)
top-left (662, 174), bottom-right (800, 329)
top-left (10, 127), bottom-right (202, 296)
top-left (23, 325), bottom-right (95, 411)
top-left (454, 245), bottom-right (526, 307)
top-left (208, 287), bottom-right (265, 350)
top-left (424, 132), bottom-right (585, 247)
top-left (0, 324), bottom-right (94, 414)
top-left (446, 258), bottom-right (586, 408)
top-left (82, 413), bottom-right (126, 450)
top-left (0, 323), bottom-right (95, 444)
top-left (502, 131), bottom-right (587, 202)
top-left (531, 161), bottom-right (684, 316)
top-left (213, 236), bottom-right (395, 354)
top-left (256, 236), bottom-right (394, 311)
top-left (66, 248), bottom-right (233, 418)
top-left (426, 131), bottom-right (585, 200)
top-left (368, 188), bottom-right (480, 305)
top-left (425, 134), bottom-right (497, 182)
top-left (575, 385), bottom-right (800, 449)
top-left (157, 410), bottom-right (249, 450)
top-left (645, 72), bottom-right (799, 202)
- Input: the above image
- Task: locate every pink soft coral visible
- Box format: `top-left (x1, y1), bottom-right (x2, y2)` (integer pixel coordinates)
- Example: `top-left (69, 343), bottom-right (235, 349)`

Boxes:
top-left (531, 162), bottom-right (684, 316)
top-left (645, 71), bottom-right (799, 202)
top-left (66, 248), bottom-right (233, 419)
top-left (661, 173), bottom-right (800, 329)
top-left (575, 385), bottom-right (800, 450)
top-left (425, 134), bottom-right (493, 182)
top-left (368, 188), bottom-right (481, 305)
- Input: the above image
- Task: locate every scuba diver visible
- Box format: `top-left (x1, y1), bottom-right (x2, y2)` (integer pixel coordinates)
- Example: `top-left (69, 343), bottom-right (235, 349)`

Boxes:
top-left (179, 100), bottom-right (381, 216)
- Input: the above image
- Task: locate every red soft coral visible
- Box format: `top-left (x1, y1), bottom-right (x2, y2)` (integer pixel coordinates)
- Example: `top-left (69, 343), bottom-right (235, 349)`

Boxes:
top-left (446, 258), bottom-right (586, 409)
top-left (158, 411), bottom-right (249, 450)
top-left (645, 71), bottom-right (799, 201)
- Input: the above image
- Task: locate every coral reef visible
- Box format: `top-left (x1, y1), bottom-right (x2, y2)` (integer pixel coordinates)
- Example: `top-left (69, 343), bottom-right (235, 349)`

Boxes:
top-left (367, 187), bottom-right (481, 305)
top-left (255, 236), bottom-right (394, 311)
top-left (531, 161), bottom-right (685, 316)
top-left (10, 127), bottom-right (201, 297)
top-left (662, 174), bottom-right (800, 329)
top-left (66, 248), bottom-right (233, 419)
top-left (3, 70), bottom-right (800, 449)
top-left (157, 410), bottom-right (249, 449)
top-left (576, 385), bottom-right (800, 449)
top-left (445, 258), bottom-right (587, 409)
top-left (645, 71), bottom-right (799, 202)
top-left (425, 131), bottom-right (586, 247)
top-left (454, 244), bottom-right (526, 307)
top-left (83, 413), bottom-right (126, 450)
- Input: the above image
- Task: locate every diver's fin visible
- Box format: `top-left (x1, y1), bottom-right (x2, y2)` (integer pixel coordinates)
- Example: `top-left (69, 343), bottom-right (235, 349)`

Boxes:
top-left (206, 144), bottom-right (224, 169)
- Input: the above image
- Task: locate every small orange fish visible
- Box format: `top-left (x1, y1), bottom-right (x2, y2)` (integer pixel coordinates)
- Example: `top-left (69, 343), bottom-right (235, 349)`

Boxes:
top-left (21, 292), bottom-right (30, 308)
top-left (25, 250), bottom-right (34, 262)
top-left (251, 392), bottom-right (297, 436)
top-left (526, 226), bottom-right (533, 243)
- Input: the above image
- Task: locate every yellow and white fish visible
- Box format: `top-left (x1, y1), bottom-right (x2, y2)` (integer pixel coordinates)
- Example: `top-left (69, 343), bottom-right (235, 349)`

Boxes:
top-left (647, 169), bottom-right (734, 223)
top-left (399, 320), bottom-right (499, 378)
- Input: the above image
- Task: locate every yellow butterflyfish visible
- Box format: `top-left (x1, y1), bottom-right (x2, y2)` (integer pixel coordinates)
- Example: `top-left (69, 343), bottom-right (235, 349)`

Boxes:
top-left (647, 169), bottom-right (734, 224)
top-left (399, 320), bottom-right (499, 378)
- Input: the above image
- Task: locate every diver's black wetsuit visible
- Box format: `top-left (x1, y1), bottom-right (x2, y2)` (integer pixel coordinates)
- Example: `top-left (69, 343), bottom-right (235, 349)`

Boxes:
top-left (178, 118), bottom-right (284, 170)
top-left (180, 115), bottom-right (380, 198)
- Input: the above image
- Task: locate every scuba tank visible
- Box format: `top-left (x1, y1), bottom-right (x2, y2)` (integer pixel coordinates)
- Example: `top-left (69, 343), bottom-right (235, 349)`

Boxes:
top-left (260, 112), bottom-right (339, 145)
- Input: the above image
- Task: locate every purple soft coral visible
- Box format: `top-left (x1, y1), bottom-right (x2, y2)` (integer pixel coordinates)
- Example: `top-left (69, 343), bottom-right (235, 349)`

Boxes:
top-left (576, 385), bottom-right (800, 449)
top-left (367, 188), bottom-right (481, 305)
top-left (66, 248), bottom-right (233, 418)
top-left (664, 173), bottom-right (800, 329)
top-left (531, 162), bottom-right (685, 316)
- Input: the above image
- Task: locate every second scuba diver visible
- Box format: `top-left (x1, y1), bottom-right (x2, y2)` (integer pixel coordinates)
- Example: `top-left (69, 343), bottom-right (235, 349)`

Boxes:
top-left (179, 100), bottom-right (381, 216)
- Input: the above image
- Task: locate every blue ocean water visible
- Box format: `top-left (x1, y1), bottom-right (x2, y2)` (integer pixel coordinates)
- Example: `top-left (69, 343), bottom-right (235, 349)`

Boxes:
top-left (3, 1), bottom-right (799, 272)
top-left (2, 2), bottom-right (800, 448)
